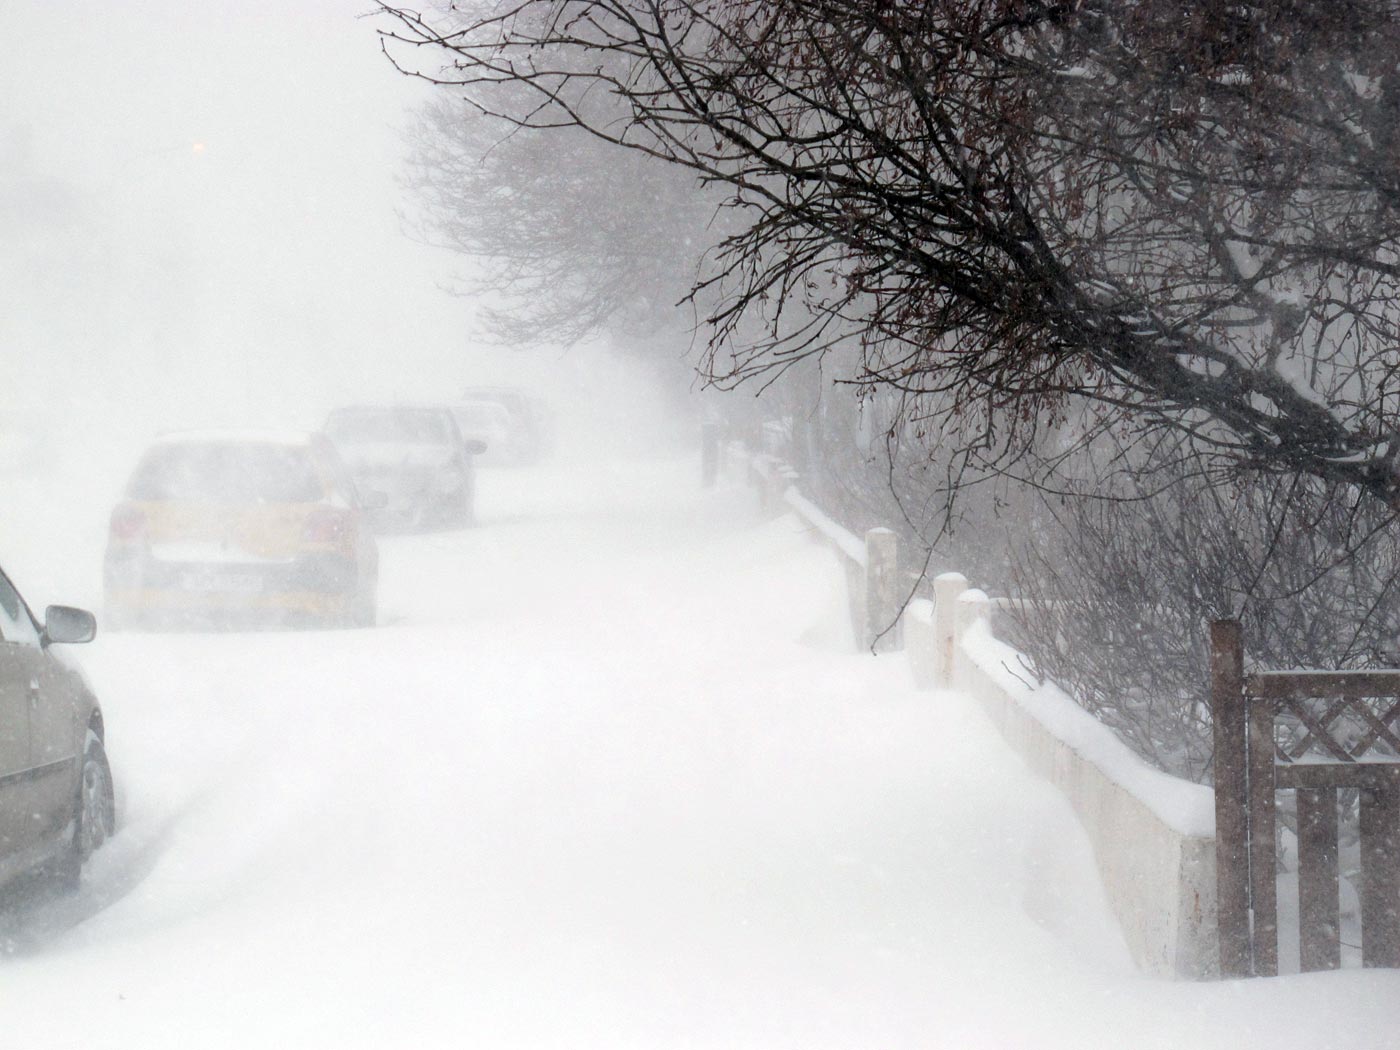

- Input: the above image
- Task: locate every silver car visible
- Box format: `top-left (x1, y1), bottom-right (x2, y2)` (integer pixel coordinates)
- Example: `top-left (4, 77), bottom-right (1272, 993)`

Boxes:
top-left (0, 567), bottom-right (114, 890)
top-left (323, 405), bottom-right (485, 531)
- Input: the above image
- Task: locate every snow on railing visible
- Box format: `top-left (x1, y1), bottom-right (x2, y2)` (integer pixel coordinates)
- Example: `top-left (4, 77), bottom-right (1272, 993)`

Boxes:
top-left (782, 489), bottom-right (867, 568)
top-left (723, 440), bottom-right (898, 652)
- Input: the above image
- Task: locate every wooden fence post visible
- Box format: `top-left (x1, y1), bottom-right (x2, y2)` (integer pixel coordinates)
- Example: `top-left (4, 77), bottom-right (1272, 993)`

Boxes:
top-left (1210, 619), bottom-right (1252, 978)
top-left (864, 528), bottom-right (899, 653)
top-left (1247, 667), bottom-right (1279, 976)
top-left (759, 457), bottom-right (777, 516)
top-left (1360, 783), bottom-right (1400, 968)
top-left (1297, 787), bottom-right (1341, 971)
top-left (748, 456), bottom-right (768, 513)
top-left (700, 422), bottom-right (720, 488)
top-left (933, 573), bottom-right (968, 688)
top-left (753, 456), bottom-right (791, 518)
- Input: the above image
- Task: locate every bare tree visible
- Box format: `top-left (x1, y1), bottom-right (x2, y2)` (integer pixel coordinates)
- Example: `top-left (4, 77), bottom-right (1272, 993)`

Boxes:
top-left (380, 0), bottom-right (1400, 504)
top-left (1004, 438), bottom-right (1400, 781)
top-left (383, 4), bottom-right (1400, 773)
top-left (403, 90), bottom-right (725, 350)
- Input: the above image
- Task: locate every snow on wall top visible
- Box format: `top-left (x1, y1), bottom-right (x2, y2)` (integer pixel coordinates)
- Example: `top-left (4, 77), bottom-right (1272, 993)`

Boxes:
top-left (961, 620), bottom-right (1216, 839)
top-left (783, 488), bottom-right (868, 568)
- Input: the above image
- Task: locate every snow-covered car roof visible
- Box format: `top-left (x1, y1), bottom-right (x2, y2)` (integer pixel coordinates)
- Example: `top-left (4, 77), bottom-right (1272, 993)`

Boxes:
top-left (327, 403), bottom-right (456, 414)
top-left (152, 428), bottom-right (320, 447)
top-left (323, 405), bottom-right (461, 446)
top-left (454, 400), bottom-right (514, 424)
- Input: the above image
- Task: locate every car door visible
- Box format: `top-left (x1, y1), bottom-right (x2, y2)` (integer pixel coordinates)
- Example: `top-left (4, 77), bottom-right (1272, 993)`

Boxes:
top-left (27, 645), bottom-right (82, 844)
top-left (0, 571), bottom-right (42, 854)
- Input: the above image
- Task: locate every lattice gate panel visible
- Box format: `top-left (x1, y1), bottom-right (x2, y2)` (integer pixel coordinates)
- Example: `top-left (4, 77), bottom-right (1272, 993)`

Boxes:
top-left (1210, 621), bottom-right (1400, 978)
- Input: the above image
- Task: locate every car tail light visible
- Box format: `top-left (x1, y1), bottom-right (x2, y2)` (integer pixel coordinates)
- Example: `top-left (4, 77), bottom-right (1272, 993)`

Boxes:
top-left (109, 504), bottom-right (146, 542)
top-left (304, 509), bottom-right (347, 544)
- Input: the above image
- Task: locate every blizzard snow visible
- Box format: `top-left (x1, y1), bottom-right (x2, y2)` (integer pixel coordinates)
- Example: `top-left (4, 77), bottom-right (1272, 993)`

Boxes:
top-left (0, 0), bottom-right (1397, 1043)
top-left (0, 459), bottom-right (1396, 1048)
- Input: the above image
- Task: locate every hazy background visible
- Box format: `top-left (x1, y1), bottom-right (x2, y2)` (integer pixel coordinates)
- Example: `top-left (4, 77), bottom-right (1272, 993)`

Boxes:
top-left (0, 0), bottom-right (693, 606)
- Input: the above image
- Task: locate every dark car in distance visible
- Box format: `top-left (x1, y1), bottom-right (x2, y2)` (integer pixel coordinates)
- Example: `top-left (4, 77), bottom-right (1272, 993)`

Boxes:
top-left (323, 405), bottom-right (485, 532)
top-left (459, 387), bottom-right (554, 465)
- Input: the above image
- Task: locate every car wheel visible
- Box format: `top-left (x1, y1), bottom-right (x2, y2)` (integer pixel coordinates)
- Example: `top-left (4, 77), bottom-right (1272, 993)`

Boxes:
top-left (455, 475), bottom-right (476, 527)
top-left (452, 494), bottom-right (474, 528)
top-left (352, 575), bottom-right (377, 628)
top-left (55, 732), bottom-right (116, 890)
top-left (460, 475), bottom-right (476, 526)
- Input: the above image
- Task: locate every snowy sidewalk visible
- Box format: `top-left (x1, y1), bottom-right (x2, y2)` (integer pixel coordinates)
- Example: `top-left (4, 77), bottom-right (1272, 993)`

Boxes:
top-left (0, 458), bottom-right (1397, 1048)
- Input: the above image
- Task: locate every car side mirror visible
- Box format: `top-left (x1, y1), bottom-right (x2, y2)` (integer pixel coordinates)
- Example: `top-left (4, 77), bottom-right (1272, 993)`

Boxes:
top-left (464, 439), bottom-right (488, 455)
top-left (44, 605), bottom-right (96, 645)
top-left (359, 489), bottom-right (389, 511)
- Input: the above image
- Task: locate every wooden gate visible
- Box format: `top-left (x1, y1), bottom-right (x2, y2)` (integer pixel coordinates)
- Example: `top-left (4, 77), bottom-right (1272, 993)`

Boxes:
top-left (1210, 620), bottom-right (1400, 977)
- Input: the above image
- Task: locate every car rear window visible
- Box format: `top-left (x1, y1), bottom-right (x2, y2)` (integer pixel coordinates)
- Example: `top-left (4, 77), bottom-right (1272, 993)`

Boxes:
top-left (325, 408), bottom-right (452, 446)
top-left (454, 403), bottom-right (510, 429)
top-left (128, 443), bottom-right (324, 503)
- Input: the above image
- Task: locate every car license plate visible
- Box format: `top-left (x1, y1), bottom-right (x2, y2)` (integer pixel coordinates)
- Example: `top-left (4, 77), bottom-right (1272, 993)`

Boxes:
top-left (181, 569), bottom-right (264, 594)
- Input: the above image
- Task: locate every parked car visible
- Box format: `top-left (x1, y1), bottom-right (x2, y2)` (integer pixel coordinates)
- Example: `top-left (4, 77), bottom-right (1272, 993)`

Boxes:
top-left (104, 430), bottom-right (380, 629)
top-left (459, 387), bottom-right (554, 464)
top-left (0, 565), bottom-right (113, 890)
top-left (323, 405), bottom-right (484, 531)
top-left (451, 400), bottom-right (519, 466)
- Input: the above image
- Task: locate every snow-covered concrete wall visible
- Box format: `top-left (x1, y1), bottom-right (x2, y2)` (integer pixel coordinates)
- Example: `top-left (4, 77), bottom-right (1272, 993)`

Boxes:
top-left (905, 598), bottom-right (939, 688)
top-left (727, 448), bottom-right (1219, 978)
top-left (908, 579), bottom-right (1219, 979)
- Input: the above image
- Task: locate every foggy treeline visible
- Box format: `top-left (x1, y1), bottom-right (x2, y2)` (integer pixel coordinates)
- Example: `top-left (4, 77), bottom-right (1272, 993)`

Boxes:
top-left (385, 0), bottom-right (1400, 782)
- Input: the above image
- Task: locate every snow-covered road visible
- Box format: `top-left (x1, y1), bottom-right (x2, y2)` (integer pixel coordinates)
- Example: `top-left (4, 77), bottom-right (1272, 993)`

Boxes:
top-left (1, 457), bottom-right (1397, 1048)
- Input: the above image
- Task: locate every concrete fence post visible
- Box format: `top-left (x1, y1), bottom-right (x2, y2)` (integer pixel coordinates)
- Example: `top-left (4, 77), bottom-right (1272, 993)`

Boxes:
top-left (932, 573), bottom-right (968, 687)
top-left (700, 422), bottom-right (720, 488)
top-left (951, 587), bottom-right (990, 689)
top-left (864, 528), bottom-right (900, 652)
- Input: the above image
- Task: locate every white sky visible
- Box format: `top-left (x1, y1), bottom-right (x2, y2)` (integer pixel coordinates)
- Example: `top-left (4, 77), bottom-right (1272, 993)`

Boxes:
top-left (0, 0), bottom-right (548, 437)
top-left (0, 0), bottom-right (696, 602)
